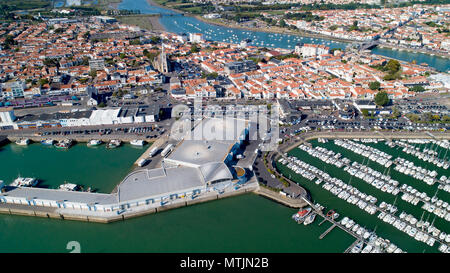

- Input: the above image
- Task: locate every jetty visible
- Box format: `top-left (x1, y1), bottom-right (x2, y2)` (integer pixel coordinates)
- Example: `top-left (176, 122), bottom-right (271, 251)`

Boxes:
top-left (319, 223), bottom-right (337, 239)
top-left (344, 239), bottom-right (363, 253)
top-left (254, 186), bottom-right (307, 208)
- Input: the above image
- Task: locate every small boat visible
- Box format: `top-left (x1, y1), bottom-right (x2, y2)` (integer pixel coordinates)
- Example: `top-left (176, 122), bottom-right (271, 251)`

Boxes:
top-left (326, 210), bottom-right (336, 218)
top-left (292, 207), bottom-right (312, 223)
top-left (130, 139), bottom-right (145, 146)
top-left (59, 182), bottom-right (79, 191)
top-left (15, 139), bottom-right (30, 146)
top-left (107, 139), bottom-right (121, 149)
top-left (41, 139), bottom-right (55, 146)
top-left (55, 139), bottom-right (73, 149)
top-left (87, 139), bottom-right (102, 147)
top-left (10, 177), bottom-right (38, 187)
top-left (303, 213), bottom-right (316, 225)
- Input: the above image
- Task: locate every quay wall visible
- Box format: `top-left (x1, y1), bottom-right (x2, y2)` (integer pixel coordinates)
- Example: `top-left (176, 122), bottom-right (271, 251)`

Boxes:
top-left (6, 135), bottom-right (150, 143)
top-left (255, 187), bottom-right (307, 208)
top-left (0, 182), bottom-right (259, 223)
top-left (0, 135), bottom-right (9, 147)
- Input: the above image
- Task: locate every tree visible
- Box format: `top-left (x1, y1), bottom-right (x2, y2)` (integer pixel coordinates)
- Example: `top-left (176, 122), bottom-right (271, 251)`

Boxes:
top-left (279, 19), bottom-right (286, 28)
top-left (54, 28), bottom-right (64, 34)
top-left (202, 72), bottom-right (218, 79)
top-left (43, 58), bottom-right (59, 67)
top-left (38, 78), bottom-right (49, 86)
top-left (89, 70), bottom-right (97, 78)
top-left (369, 81), bottom-right (380, 90)
top-left (349, 20), bottom-right (359, 31)
top-left (3, 35), bottom-right (16, 49)
top-left (374, 91), bottom-right (389, 106)
top-left (409, 85), bottom-right (425, 92)
top-left (329, 25), bottom-right (338, 31)
top-left (391, 107), bottom-right (401, 119)
top-left (385, 59), bottom-right (401, 74)
top-left (190, 44), bottom-right (200, 53)
top-left (150, 36), bottom-right (161, 44)
top-left (407, 113), bottom-right (420, 123)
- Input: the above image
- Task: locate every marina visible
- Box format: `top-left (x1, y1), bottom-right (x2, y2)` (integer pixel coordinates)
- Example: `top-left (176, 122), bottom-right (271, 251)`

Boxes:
top-left (1, 131), bottom-right (450, 252)
top-left (276, 137), bottom-right (450, 253)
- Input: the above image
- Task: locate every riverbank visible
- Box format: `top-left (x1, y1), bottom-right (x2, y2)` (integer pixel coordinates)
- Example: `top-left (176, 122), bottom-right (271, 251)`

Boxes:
top-left (145, 0), bottom-right (355, 45)
top-left (378, 43), bottom-right (450, 60)
top-left (196, 16), bottom-right (357, 45)
top-left (140, 0), bottom-right (449, 67)
top-left (115, 14), bottom-right (165, 32)
top-left (147, 0), bottom-right (182, 14)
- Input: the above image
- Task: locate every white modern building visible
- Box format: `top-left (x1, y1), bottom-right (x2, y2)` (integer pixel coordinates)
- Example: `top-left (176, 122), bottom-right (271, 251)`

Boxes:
top-left (295, 43), bottom-right (330, 58)
top-left (0, 118), bottom-right (252, 215)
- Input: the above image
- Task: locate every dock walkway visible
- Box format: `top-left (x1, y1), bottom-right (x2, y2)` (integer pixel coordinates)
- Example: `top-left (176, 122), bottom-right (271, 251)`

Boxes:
top-left (319, 223), bottom-right (337, 239)
top-left (344, 239), bottom-right (362, 253)
top-left (255, 186), bottom-right (307, 208)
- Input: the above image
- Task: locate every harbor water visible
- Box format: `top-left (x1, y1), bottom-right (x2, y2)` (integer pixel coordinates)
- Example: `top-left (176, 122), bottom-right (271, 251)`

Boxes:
top-left (119, 0), bottom-right (450, 72)
top-left (0, 142), bottom-right (355, 252)
top-left (0, 142), bottom-right (145, 192)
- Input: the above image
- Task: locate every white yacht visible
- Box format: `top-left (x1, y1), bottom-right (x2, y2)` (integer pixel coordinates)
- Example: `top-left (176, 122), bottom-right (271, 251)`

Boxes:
top-left (10, 177), bottom-right (38, 187)
top-left (87, 139), bottom-right (102, 147)
top-left (59, 183), bottom-right (79, 191)
top-left (130, 140), bottom-right (145, 146)
top-left (15, 138), bottom-right (30, 146)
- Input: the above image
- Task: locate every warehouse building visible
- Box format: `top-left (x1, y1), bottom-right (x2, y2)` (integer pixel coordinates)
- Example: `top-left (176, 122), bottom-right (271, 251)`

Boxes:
top-left (3, 105), bottom-right (160, 129)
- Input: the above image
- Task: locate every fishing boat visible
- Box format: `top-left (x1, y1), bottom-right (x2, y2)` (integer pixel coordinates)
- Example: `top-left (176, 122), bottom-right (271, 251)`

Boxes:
top-left (59, 182), bottom-right (79, 191)
top-left (41, 139), bottom-right (55, 146)
top-left (87, 139), bottom-right (102, 147)
top-left (15, 138), bottom-right (30, 146)
top-left (10, 177), bottom-right (38, 187)
top-left (107, 139), bottom-right (121, 149)
top-left (55, 139), bottom-right (73, 149)
top-left (292, 207), bottom-right (312, 223)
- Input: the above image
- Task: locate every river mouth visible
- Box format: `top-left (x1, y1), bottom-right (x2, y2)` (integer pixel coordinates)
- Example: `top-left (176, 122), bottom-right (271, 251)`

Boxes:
top-left (118, 0), bottom-right (449, 72)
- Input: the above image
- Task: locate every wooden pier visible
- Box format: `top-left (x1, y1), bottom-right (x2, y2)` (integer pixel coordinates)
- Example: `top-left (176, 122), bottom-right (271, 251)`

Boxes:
top-left (318, 217), bottom-right (327, 226)
top-left (319, 223), bottom-right (337, 239)
top-left (344, 239), bottom-right (362, 253)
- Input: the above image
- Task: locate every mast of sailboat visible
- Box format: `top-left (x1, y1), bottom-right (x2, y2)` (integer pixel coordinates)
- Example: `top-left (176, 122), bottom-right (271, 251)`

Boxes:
top-left (419, 211), bottom-right (425, 231)
top-left (430, 215), bottom-right (436, 228)
top-left (433, 187), bottom-right (439, 199)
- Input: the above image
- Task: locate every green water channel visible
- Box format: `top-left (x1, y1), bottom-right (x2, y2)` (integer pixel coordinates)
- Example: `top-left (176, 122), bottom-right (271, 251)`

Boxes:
top-left (0, 143), bottom-right (354, 253)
